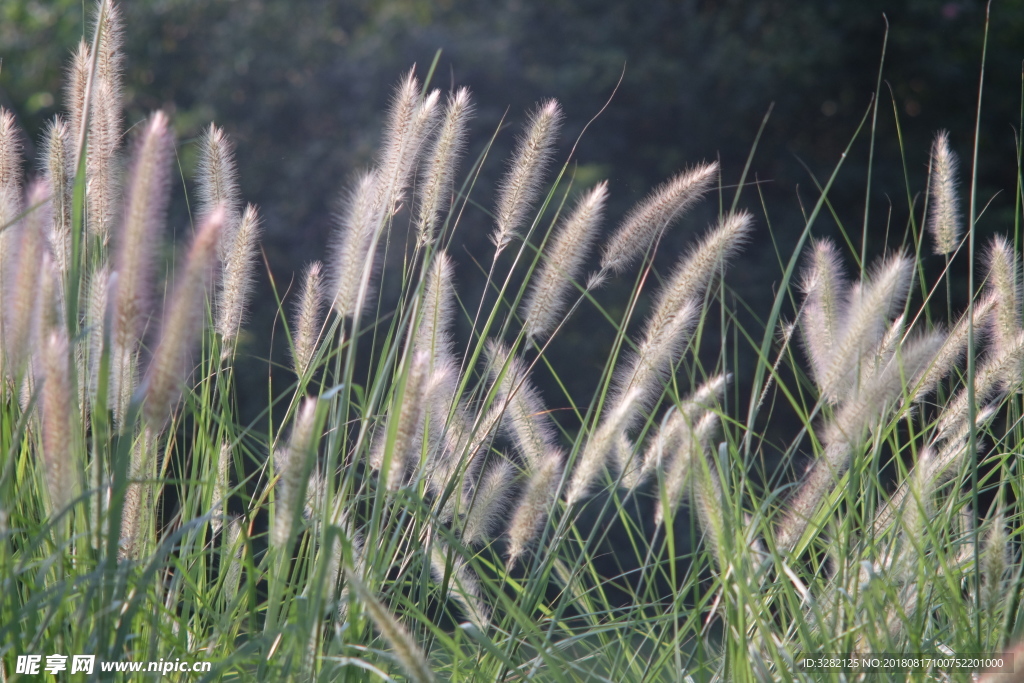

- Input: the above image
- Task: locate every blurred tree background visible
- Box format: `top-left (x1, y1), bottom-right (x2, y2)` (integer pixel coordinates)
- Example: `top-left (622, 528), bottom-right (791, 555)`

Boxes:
top-left (2, 0), bottom-right (1022, 447)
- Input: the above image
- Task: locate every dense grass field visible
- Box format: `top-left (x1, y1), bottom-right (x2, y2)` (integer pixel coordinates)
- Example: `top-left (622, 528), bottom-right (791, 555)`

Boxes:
top-left (1, 2), bottom-right (1022, 681)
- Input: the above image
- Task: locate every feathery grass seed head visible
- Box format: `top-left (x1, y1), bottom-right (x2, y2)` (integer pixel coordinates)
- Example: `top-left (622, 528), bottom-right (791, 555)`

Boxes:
top-left (346, 574), bottom-right (436, 683)
top-left (197, 124), bottom-right (242, 258)
top-left (462, 458), bottom-right (515, 544)
top-left (429, 543), bottom-right (490, 630)
top-left (271, 397), bottom-right (319, 551)
top-left (4, 181), bottom-right (49, 376)
top-left (928, 130), bottom-right (961, 255)
top-left (416, 87), bottom-right (473, 246)
top-left (412, 252), bottom-right (456, 368)
top-left (40, 331), bottom-right (76, 513)
top-left (566, 387), bottom-right (641, 505)
top-left (491, 99), bottom-right (563, 251)
top-left (65, 41), bottom-right (91, 148)
top-left (800, 239), bottom-right (847, 386)
top-left (985, 235), bottom-right (1021, 359)
top-left (486, 340), bottom-right (557, 473)
top-left (506, 452), bottom-right (562, 567)
top-left (381, 352), bottom-right (430, 489)
top-left (113, 110), bottom-right (172, 346)
top-left (819, 253), bottom-right (913, 402)
top-left (376, 72), bottom-right (438, 221)
top-left (143, 208), bottom-right (223, 426)
top-left (521, 181), bottom-right (608, 341)
top-left (329, 171), bottom-right (380, 318)
top-left (292, 261), bottom-right (324, 376)
top-left (42, 117), bottom-right (73, 275)
top-left (613, 211), bottom-right (751, 418)
top-left (600, 162), bottom-right (719, 273)
top-left (216, 203), bottom-right (261, 356)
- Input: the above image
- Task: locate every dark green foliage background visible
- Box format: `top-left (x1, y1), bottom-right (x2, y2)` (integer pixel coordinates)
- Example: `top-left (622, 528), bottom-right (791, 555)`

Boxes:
top-left (3, 0), bottom-right (1022, 435)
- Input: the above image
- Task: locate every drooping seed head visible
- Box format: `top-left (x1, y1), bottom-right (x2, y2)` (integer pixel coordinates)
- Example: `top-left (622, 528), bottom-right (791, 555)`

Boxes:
top-left (429, 542), bottom-right (490, 630)
top-left (566, 387), bottom-right (641, 506)
top-left (485, 340), bottom-right (557, 473)
top-left (600, 162), bottom-right (719, 273)
top-left (506, 452), bottom-right (563, 568)
top-left (346, 574), bottom-right (436, 683)
top-left (612, 211), bottom-right (751, 419)
top-left (462, 458), bottom-right (515, 544)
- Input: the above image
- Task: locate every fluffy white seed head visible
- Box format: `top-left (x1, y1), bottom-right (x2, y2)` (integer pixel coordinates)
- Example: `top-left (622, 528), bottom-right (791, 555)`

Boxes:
top-left (110, 112), bottom-right (174, 425)
top-left (42, 117), bottom-right (73, 277)
top-left (936, 330), bottom-right (1024, 442)
top-left (212, 442), bottom-right (232, 536)
top-left (197, 124), bottom-right (242, 259)
top-left (612, 211), bottom-right (751, 420)
top-left (65, 41), bottom-right (91, 150)
top-left (329, 171), bottom-right (381, 318)
top-left (271, 397), bottom-right (319, 551)
top-left (800, 239), bottom-right (847, 387)
top-left (40, 331), bottom-right (77, 514)
top-left (506, 452), bottom-right (563, 567)
top-left (491, 99), bottom-right (563, 251)
top-left (429, 543), bottom-right (490, 630)
top-left (372, 352), bottom-right (431, 490)
top-left (3, 181), bottom-right (49, 377)
top-left (411, 252), bottom-right (456, 369)
top-left (985, 235), bottom-right (1021, 360)
top-left (416, 88), bottom-right (473, 247)
top-left (486, 341), bottom-right (557, 473)
top-left (376, 72), bottom-right (438, 222)
top-left (85, 266), bottom-right (110, 406)
top-left (909, 296), bottom-right (995, 405)
top-left (600, 162), bottom-right (719, 273)
top-left (216, 203), bottom-right (261, 357)
top-left (927, 130), bottom-right (961, 255)
top-left (292, 261), bottom-right (324, 376)
top-left (566, 387), bottom-right (641, 505)
top-left (346, 574), bottom-right (436, 683)
top-left (462, 458), bottom-right (515, 544)
top-left (143, 208), bottom-right (223, 426)
top-left (818, 253), bottom-right (913, 403)
top-left (521, 181), bottom-right (608, 341)
top-left (87, 1), bottom-right (125, 225)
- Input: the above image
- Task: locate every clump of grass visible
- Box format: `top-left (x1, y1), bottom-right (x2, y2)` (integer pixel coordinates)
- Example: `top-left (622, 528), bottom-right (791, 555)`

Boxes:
top-left (1, 3), bottom-right (1022, 681)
